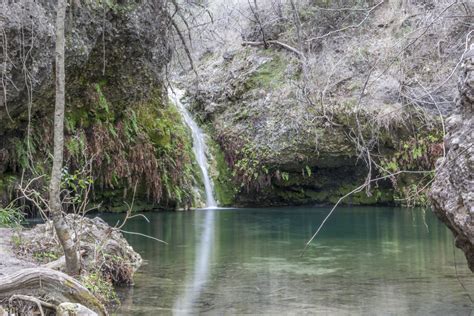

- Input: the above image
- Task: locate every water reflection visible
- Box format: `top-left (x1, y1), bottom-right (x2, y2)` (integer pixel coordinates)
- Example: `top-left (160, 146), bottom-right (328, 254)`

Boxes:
top-left (106, 207), bottom-right (474, 315)
top-left (173, 209), bottom-right (215, 314)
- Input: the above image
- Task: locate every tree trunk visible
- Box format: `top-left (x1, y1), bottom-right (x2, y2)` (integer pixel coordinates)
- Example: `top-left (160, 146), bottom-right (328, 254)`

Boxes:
top-left (50, 0), bottom-right (80, 276)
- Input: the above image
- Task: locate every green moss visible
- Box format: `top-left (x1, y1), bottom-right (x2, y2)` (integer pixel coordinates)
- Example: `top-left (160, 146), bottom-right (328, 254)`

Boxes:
top-left (268, 183), bottom-right (393, 206)
top-left (275, 188), bottom-right (307, 202)
top-left (159, 98), bottom-right (204, 208)
top-left (65, 132), bottom-right (87, 160)
top-left (244, 53), bottom-right (288, 90)
top-left (208, 138), bottom-right (236, 206)
top-left (59, 85), bottom-right (200, 210)
top-left (330, 184), bottom-right (394, 205)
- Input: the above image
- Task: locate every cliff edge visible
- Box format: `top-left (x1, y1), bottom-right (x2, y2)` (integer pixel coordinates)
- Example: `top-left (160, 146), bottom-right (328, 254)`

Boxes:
top-left (430, 44), bottom-right (474, 271)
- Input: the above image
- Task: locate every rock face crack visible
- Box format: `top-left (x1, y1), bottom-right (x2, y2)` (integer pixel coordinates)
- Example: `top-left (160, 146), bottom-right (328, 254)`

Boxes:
top-left (430, 44), bottom-right (474, 271)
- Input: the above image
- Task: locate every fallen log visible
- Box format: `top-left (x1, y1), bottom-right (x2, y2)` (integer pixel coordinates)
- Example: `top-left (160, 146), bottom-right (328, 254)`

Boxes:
top-left (0, 268), bottom-right (107, 315)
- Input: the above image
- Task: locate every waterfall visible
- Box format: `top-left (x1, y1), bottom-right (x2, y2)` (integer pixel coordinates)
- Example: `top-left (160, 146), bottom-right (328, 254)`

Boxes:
top-left (170, 88), bottom-right (217, 208)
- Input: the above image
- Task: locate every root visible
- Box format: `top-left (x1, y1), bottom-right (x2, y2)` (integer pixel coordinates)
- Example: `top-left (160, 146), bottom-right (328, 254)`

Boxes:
top-left (9, 294), bottom-right (57, 316)
top-left (0, 268), bottom-right (107, 315)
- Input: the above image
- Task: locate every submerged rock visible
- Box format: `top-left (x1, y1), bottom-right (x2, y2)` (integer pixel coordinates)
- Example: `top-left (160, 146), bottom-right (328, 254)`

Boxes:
top-left (430, 44), bottom-right (474, 271)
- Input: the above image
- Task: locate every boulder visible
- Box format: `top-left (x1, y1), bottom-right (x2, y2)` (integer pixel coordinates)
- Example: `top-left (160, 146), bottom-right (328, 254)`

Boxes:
top-left (16, 214), bottom-right (142, 284)
top-left (57, 302), bottom-right (98, 316)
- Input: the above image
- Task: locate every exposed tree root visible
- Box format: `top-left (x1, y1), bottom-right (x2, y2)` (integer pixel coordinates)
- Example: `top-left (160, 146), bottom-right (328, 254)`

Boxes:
top-left (9, 294), bottom-right (57, 316)
top-left (0, 268), bottom-right (107, 315)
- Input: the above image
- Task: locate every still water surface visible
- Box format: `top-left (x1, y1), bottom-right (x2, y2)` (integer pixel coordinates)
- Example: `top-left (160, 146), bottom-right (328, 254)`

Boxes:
top-left (101, 207), bottom-right (474, 315)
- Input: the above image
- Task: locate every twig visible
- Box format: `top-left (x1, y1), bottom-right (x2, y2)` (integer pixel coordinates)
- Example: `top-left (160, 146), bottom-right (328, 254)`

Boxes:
top-left (424, 30), bottom-right (474, 96)
top-left (171, 18), bottom-right (198, 79)
top-left (415, 79), bottom-right (446, 158)
top-left (301, 169), bottom-right (431, 256)
top-left (305, 0), bottom-right (384, 42)
top-left (242, 40), bottom-right (304, 58)
top-left (120, 230), bottom-right (168, 245)
top-left (452, 238), bottom-right (474, 304)
top-left (302, 142), bottom-right (474, 255)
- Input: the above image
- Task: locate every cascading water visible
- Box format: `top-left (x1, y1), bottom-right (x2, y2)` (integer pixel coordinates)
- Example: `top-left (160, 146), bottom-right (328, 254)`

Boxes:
top-left (170, 88), bottom-right (217, 208)
top-left (170, 87), bottom-right (217, 315)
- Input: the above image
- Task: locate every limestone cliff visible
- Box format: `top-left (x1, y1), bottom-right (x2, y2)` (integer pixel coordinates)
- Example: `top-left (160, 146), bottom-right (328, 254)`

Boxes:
top-left (0, 0), bottom-right (198, 210)
top-left (430, 44), bottom-right (474, 271)
top-left (182, 1), bottom-right (469, 207)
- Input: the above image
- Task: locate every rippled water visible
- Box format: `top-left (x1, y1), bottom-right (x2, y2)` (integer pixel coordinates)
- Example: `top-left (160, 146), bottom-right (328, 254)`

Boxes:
top-left (101, 206), bottom-right (474, 315)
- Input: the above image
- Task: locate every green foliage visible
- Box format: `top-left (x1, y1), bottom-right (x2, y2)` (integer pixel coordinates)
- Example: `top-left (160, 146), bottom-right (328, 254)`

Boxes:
top-left (0, 205), bottom-right (24, 227)
top-left (62, 86), bottom-right (197, 209)
top-left (80, 272), bottom-right (118, 304)
top-left (6, 76), bottom-right (197, 210)
top-left (14, 138), bottom-right (32, 171)
top-left (66, 106), bottom-right (89, 131)
top-left (95, 83), bottom-right (110, 114)
top-left (233, 143), bottom-right (272, 191)
top-left (123, 109), bottom-right (139, 142)
top-left (33, 251), bottom-right (59, 262)
top-left (379, 132), bottom-right (443, 207)
top-left (0, 174), bottom-right (17, 197)
top-left (61, 167), bottom-right (94, 205)
top-left (380, 133), bottom-right (442, 173)
top-left (304, 165), bottom-right (312, 177)
top-left (65, 133), bottom-right (87, 160)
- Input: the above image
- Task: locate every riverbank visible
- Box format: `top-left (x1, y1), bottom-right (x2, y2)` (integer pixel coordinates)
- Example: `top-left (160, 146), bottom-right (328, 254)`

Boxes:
top-left (0, 215), bottom-right (143, 315)
top-left (0, 226), bottom-right (106, 315)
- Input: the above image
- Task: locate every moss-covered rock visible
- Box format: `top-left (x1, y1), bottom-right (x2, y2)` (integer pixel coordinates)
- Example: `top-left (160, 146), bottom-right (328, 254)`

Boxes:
top-left (184, 44), bottom-right (443, 207)
top-left (207, 137), bottom-right (237, 206)
top-left (0, 1), bottom-right (200, 211)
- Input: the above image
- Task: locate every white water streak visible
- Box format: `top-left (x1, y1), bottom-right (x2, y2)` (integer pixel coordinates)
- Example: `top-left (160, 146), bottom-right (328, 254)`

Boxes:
top-left (170, 88), bottom-right (217, 208)
top-left (173, 210), bottom-right (215, 315)
top-left (170, 88), bottom-right (217, 314)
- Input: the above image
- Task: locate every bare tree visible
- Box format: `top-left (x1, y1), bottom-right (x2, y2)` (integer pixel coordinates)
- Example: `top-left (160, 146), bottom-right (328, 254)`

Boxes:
top-left (49, 0), bottom-right (80, 276)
